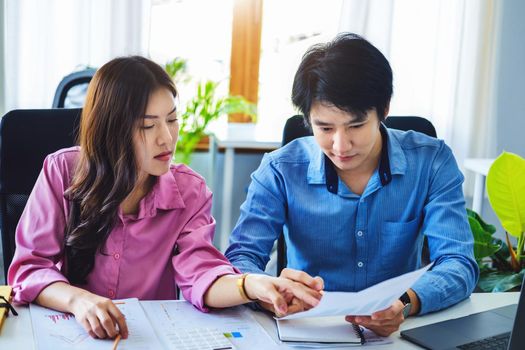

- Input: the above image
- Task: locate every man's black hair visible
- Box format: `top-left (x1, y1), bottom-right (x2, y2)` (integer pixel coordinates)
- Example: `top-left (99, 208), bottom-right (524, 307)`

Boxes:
top-left (291, 32), bottom-right (393, 125)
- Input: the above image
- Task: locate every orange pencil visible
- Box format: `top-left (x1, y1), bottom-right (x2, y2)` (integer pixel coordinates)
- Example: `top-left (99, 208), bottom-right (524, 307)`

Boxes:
top-left (112, 334), bottom-right (121, 350)
top-left (112, 300), bottom-right (125, 348)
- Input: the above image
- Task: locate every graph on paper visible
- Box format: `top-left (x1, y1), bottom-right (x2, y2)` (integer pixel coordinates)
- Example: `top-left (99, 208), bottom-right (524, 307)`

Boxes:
top-left (142, 300), bottom-right (280, 350)
top-left (30, 298), bottom-right (162, 350)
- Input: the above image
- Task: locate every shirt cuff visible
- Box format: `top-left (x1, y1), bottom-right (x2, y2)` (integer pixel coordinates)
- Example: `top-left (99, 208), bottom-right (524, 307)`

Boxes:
top-left (188, 265), bottom-right (241, 312)
top-left (411, 279), bottom-right (443, 315)
top-left (13, 268), bottom-right (69, 304)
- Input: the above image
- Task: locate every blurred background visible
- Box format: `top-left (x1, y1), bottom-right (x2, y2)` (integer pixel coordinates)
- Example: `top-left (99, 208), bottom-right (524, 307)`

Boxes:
top-left (1, 0), bottom-right (524, 283)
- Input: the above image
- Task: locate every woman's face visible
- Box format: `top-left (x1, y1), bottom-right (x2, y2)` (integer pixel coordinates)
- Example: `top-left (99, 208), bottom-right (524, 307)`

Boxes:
top-left (133, 87), bottom-right (178, 180)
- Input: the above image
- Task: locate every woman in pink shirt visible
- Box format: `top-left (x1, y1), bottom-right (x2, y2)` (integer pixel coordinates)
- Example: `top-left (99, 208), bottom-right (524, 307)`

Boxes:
top-left (8, 56), bottom-right (323, 340)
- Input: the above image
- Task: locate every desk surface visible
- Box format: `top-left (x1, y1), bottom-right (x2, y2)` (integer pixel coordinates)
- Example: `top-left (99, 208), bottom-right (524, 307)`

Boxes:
top-left (212, 122), bottom-right (281, 149)
top-left (464, 158), bottom-right (495, 176)
top-left (0, 292), bottom-right (519, 349)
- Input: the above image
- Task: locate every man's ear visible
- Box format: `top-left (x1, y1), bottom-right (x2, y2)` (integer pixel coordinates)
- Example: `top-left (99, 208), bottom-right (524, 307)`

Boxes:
top-left (384, 103), bottom-right (390, 120)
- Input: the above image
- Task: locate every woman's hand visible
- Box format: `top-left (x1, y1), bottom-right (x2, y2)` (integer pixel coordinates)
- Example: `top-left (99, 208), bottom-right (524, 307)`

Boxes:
top-left (244, 273), bottom-right (324, 317)
top-left (69, 291), bottom-right (128, 339)
top-left (35, 282), bottom-right (128, 339)
top-left (254, 268), bottom-right (324, 317)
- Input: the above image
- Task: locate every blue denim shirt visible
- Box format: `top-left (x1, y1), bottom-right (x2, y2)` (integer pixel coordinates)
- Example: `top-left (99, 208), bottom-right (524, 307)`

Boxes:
top-left (225, 126), bottom-right (479, 315)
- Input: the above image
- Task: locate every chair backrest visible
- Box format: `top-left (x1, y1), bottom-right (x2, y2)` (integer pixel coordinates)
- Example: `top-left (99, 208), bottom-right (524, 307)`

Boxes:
top-left (277, 115), bottom-right (436, 275)
top-left (0, 109), bottom-right (81, 282)
top-left (52, 69), bottom-right (96, 108)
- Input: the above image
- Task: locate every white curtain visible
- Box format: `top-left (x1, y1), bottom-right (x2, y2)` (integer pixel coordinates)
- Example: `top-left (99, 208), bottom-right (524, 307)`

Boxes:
top-left (4, 0), bottom-right (151, 111)
top-left (338, 0), bottom-right (500, 178)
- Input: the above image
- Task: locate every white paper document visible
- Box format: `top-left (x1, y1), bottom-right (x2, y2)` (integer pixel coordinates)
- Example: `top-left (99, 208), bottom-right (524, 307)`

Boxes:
top-left (142, 300), bottom-right (280, 350)
top-left (282, 263), bottom-right (433, 320)
top-left (30, 298), bottom-right (163, 350)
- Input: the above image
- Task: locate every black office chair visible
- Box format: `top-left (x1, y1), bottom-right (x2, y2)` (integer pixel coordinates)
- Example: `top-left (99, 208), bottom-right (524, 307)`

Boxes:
top-left (0, 109), bottom-right (81, 282)
top-left (52, 69), bottom-right (96, 108)
top-left (276, 115), bottom-right (437, 275)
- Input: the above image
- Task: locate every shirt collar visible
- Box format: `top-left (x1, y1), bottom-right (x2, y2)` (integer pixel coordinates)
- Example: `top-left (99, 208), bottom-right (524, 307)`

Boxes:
top-left (153, 169), bottom-right (186, 210)
top-left (124, 168), bottom-right (186, 221)
top-left (307, 123), bottom-right (406, 194)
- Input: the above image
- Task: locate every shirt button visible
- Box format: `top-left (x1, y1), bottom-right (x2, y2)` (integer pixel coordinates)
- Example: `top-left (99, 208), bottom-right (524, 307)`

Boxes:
top-left (114, 253), bottom-right (120, 260)
top-left (357, 231), bottom-right (363, 237)
top-left (108, 289), bottom-right (115, 298)
top-left (357, 261), bottom-right (364, 268)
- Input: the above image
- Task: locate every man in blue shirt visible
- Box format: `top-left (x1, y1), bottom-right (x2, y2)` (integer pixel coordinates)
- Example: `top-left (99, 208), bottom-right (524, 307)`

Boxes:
top-left (225, 33), bottom-right (478, 336)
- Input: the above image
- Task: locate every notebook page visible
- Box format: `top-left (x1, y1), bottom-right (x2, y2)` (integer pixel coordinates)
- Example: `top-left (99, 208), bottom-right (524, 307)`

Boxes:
top-left (276, 316), bottom-right (393, 347)
top-left (276, 316), bottom-right (362, 343)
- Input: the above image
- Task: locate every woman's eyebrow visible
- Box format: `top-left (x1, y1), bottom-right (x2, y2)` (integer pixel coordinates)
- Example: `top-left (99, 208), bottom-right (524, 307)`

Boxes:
top-left (144, 106), bottom-right (177, 119)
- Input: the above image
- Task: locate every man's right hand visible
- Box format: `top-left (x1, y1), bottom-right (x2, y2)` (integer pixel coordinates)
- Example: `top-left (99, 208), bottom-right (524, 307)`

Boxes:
top-left (258, 268), bottom-right (324, 316)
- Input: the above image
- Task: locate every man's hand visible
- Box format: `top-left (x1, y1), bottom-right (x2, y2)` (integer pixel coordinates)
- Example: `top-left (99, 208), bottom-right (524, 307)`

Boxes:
top-left (345, 300), bottom-right (405, 337)
top-left (257, 268), bottom-right (324, 317)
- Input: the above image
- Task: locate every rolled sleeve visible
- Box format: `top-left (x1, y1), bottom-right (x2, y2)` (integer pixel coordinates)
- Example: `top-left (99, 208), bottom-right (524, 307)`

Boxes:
top-left (172, 182), bottom-right (239, 312)
top-left (414, 143), bottom-right (479, 314)
top-left (8, 154), bottom-right (71, 304)
top-left (225, 154), bottom-right (286, 274)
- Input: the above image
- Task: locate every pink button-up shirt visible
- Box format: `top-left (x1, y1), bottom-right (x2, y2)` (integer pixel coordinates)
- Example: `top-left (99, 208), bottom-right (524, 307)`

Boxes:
top-left (8, 147), bottom-right (238, 311)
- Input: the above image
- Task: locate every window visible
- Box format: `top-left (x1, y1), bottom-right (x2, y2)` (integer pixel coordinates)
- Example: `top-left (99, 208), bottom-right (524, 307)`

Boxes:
top-left (257, 0), bottom-right (344, 131)
top-left (149, 0), bottom-right (234, 107)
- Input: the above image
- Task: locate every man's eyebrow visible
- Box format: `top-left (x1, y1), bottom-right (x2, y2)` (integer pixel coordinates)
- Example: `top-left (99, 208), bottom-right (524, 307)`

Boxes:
top-left (144, 106), bottom-right (177, 119)
top-left (311, 116), bottom-right (367, 126)
top-left (311, 119), bottom-right (333, 126)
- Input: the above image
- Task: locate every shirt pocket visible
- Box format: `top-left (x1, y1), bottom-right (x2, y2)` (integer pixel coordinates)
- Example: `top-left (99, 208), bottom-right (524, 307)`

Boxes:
top-left (379, 216), bottom-right (421, 269)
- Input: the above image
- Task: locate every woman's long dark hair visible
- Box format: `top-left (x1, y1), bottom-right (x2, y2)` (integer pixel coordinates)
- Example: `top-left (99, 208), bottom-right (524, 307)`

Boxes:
top-left (64, 56), bottom-right (177, 285)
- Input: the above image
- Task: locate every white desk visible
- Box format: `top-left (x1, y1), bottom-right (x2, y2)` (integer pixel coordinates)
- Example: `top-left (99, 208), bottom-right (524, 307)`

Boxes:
top-left (0, 292), bottom-right (519, 349)
top-left (211, 123), bottom-right (281, 251)
top-left (464, 158), bottom-right (495, 214)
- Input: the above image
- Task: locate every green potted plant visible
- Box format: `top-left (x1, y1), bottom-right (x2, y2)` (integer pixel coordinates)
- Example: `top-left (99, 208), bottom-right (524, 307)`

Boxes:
top-left (469, 152), bottom-right (525, 292)
top-left (164, 58), bottom-right (257, 164)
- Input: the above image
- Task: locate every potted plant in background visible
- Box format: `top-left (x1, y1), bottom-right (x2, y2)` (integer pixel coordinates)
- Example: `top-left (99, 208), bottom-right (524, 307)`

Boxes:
top-left (469, 151), bottom-right (525, 292)
top-left (164, 58), bottom-right (257, 164)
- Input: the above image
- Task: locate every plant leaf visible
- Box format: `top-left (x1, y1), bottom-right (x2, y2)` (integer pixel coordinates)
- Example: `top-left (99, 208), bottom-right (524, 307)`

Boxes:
top-left (478, 269), bottom-right (525, 292)
top-left (466, 208), bottom-right (496, 234)
top-left (468, 213), bottom-right (501, 260)
top-left (486, 152), bottom-right (525, 238)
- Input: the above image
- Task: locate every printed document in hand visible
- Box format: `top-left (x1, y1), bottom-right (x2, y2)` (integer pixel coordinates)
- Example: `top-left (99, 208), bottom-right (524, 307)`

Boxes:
top-left (281, 263), bottom-right (433, 320)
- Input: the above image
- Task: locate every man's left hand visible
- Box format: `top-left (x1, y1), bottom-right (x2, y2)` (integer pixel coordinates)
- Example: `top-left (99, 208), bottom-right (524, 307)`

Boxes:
top-left (345, 300), bottom-right (405, 337)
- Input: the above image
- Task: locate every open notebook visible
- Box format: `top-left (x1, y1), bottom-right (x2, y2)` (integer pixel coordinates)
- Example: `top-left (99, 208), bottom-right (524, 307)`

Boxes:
top-left (277, 316), bottom-right (364, 345)
top-left (276, 316), bottom-right (391, 347)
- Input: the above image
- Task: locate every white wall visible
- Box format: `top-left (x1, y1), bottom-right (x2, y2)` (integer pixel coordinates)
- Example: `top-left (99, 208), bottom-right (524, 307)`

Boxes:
top-left (476, 0), bottom-right (525, 243)
top-left (493, 0), bottom-right (525, 157)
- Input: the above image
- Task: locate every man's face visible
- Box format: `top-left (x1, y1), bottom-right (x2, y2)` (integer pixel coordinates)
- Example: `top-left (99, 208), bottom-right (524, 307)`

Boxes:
top-left (310, 101), bottom-right (383, 175)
